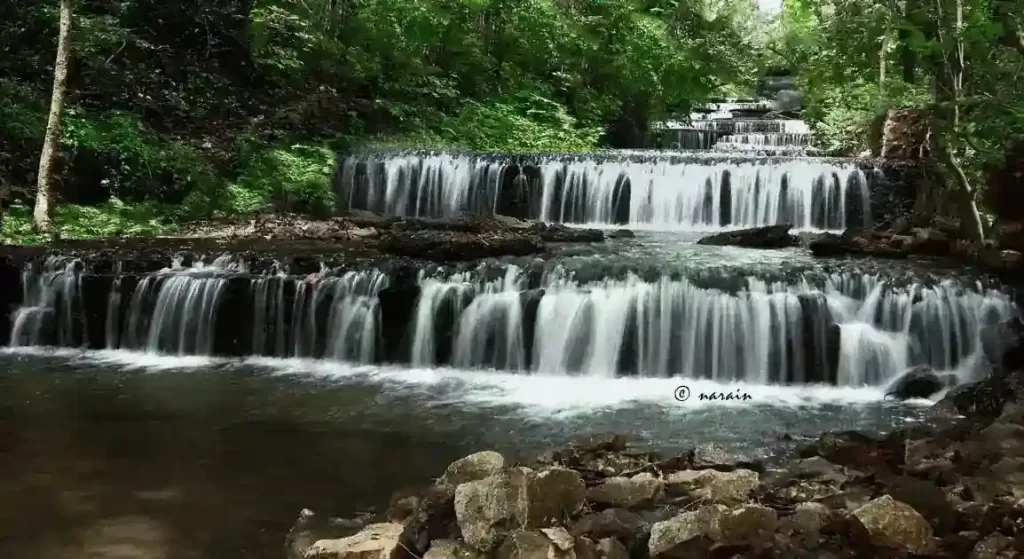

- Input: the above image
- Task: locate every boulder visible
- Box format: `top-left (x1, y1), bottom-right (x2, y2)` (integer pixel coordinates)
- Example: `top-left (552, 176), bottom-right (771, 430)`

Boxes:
top-left (493, 530), bottom-right (555, 559)
top-left (607, 229), bottom-right (635, 239)
top-left (304, 523), bottom-right (405, 559)
top-left (647, 505), bottom-right (726, 557)
top-left (423, 539), bottom-right (480, 559)
top-left (571, 509), bottom-right (648, 540)
top-left (851, 495), bottom-right (937, 555)
top-left (525, 467), bottom-right (587, 525)
top-left (696, 224), bottom-right (800, 248)
top-left (885, 365), bottom-right (947, 401)
top-left (585, 473), bottom-right (663, 509)
top-left (440, 451), bottom-right (506, 486)
top-left (454, 469), bottom-right (530, 551)
top-left (663, 468), bottom-right (759, 505)
top-left (287, 509), bottom-right (373, 559)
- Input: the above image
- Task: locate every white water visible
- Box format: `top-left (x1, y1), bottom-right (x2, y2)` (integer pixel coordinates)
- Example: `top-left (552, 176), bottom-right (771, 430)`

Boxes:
top-left (0, 346), bottom-right (927, 417)
top-left (9, 257), bottom-right (84, 348)
top-left (411, 267), bottom-right (1017, 386)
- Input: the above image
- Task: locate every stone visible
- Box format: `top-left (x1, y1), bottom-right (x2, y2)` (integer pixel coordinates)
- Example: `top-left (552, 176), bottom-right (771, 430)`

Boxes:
top-left (690, 443), bottom-right (740, 470)
top-left (454, 469), bottom-right (530, 551)
top-left (885, 365), bottom-right (946, 400)
top-left (394, 484), bottom-right (460, 557)
top-left (585, 473), bottom-right (662, 509)
top-left (786, 502), bottom-right (833, 535)
top-left (495, 530), bottom-right (559, 559)
top-left (607, 229), bottom-right (635, 239)
top-left (904, 437), bottom-right (956, 478)
top-left (851, 495), bottom-right (937, 555)
top-left (594, 538), bottom-right (628, 559)
top-left (910, 227), bottom-right (951, 255)
top-left (423, 539), bottom-right (480, 559)
top-left (970, 533), bottom-right (1017, 559)
top-left (571, 509), bottom-right (647, 540)
top-left (526, 467), bottom-right (586, 526)
top-left (717, 504), bottom-right (778, 548)
top-left (304, 523), bottom-right (404, 559)
top-left (647, 505), bottom-right (727, 557)
top-left (695, 224), bottom-right (799, 248)
top-left (289, 509), bottom-right (371, 559)
top-left (663, 468), bottom-right (759, 505)
top-left (541, 527), bottom-right (575, 552)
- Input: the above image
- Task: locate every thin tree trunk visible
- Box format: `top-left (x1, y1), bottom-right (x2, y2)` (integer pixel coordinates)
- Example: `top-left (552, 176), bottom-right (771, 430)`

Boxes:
top-left (33, 0), bottom-right (74, 233)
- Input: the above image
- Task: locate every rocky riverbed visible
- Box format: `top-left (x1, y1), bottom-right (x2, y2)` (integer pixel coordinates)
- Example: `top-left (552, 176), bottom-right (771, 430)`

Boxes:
top-left (286, 321), bottom-right (1024, 559)
top-left (0, 212), bottom-right (605, 271)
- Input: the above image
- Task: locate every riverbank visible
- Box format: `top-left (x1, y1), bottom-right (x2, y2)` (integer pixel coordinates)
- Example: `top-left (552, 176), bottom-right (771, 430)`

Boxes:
top-left (288, 323), bottom-right (1024, 559)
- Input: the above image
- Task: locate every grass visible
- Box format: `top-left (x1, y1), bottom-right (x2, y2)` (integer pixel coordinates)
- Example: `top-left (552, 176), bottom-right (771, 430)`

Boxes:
top-left (1, 199), bottom-right (181, 245)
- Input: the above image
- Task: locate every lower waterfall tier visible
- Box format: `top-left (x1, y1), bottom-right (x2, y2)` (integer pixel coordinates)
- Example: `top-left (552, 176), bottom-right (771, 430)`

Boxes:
top-left (2, 256), bottom-right (1016, 387)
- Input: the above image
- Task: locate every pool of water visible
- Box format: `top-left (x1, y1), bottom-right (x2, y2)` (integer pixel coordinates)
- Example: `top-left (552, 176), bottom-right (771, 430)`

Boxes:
top-left (0, 347), bottom-right (933, 558)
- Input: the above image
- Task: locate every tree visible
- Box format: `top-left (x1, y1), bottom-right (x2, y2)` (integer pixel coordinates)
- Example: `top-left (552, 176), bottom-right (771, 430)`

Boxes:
top-left (33, 0), bottom-right (74, 233)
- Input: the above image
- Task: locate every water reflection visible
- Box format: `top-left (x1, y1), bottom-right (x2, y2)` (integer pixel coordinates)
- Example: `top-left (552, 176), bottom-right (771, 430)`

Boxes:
top-left (0, 350), bottom-right (928, 558)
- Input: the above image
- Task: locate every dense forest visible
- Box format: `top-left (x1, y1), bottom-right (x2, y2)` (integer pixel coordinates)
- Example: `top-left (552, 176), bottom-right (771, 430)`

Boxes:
top-left (0, 0), bottom-right (1022, 243)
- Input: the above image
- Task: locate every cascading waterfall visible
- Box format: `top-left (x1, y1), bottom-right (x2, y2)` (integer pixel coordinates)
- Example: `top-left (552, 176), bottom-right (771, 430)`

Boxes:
top-left (288, 269), bottom-right (389, 362)
top-left (338, 153), bottom-right (872, 231)
top-left (8, 257), bottom-right (86, 347)
top-left (406, 267), bottom-right (1017, 385)
top-left (117, 255), bottom-right (245, 355)
top-left (248, 267), bottom-right (388, 362)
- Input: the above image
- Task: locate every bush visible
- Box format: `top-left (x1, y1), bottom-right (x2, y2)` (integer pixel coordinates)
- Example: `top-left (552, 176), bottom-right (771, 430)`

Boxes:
top-left (226, 142), bottom-right (337, 217)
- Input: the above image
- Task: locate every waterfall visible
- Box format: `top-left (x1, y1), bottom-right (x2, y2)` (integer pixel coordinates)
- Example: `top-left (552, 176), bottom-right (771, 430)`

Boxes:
top-left (8, 256), bottom-right (86, 347)
top-left (337, 152), bottom-right (872, 231)
top-left (117, 256), bottom-right (244, 355)
top-left (406, 268), bottom-right (1017, 385)
top-left (286, 269), bottom-right (389, 362)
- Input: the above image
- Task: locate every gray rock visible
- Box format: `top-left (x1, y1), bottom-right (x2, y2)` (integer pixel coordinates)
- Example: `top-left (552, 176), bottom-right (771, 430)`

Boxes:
top-left (423, 539), bottom-right (480, 559)
top-left (717, 504), bottom-right (778, 548)
top-left (851, 495), bottom-right (937, 555)
top-left (440, 451), bottom-right (506, 486)
top-left (304, 522), bottom-right (404, 559)
top-left (585, 473), bottom-right (662, 509)
top-left (970, 533), bottom-right (1017, 559)
top-left (648, 505), bottom-right (727, 557)
top-left (885, 365), bottom-right (945, 400)
top-left (571, 509), bottom-right (647, 540)
top-left (526, 467), bottom-right (586, 526)
top-left (663, 468), bottom-right (759, 505)
top-left (594, 537), bottom-right (628, 559)
top-left (494, 530), bottom-right (556, 559)
top-left (454, 469), bottom-right (530, 551)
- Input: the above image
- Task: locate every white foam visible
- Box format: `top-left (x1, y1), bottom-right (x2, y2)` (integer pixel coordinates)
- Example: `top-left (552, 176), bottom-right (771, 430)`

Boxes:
top-left (1, 348), bottom-right (935, 418)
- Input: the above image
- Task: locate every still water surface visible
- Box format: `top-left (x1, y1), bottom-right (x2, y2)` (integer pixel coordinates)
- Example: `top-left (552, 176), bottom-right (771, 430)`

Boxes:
top-left (0, 347), bottom-right (929, 558)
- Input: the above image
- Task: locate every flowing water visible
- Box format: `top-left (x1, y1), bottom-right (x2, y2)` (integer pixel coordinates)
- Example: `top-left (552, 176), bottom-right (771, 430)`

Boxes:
top-left (1, 107), bottom-right (1018, 558)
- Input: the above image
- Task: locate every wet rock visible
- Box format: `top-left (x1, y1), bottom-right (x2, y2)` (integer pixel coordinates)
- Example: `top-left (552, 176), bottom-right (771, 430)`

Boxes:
top-left (718, 504), bottom-right (779, 547)
top-left (585, 473), bottom-right (663, 509)
top-left (454, 469), bottom-right (530, 551)
top-left (784, 502), bottom-right (834, 535)
top-left (689, 443), bottom-right (741, 470)
top-left (808, 231), bottom-right (909, 259)
top-left (851, 495), bottom-right (937, 555)
top-left (304, 522), bottom-right (405, 559)
top-left (526, 467), bottom-right (587, 525)
top-left (288, 509), bottom-right (372, 559)
top-left (424, 539), bottom-right (480, 559)
top-left (696, 224), bottom-right (800, 248)
top-left (647, 505), bottom-right (725, 557)
top-left (607, 229), bottom-right (635, 239)
top-left (593, 537), bottom-right (628, 559)
top-left (885, 365), bottom-right (946, 401)
top-left (571, 509), bottom-right (648, 540)
top-left (970, 533), bottom-right (1017, 558)
top-left (663, 468), bottom-right (759, 505)
top-left (494, 530), bottom-right (555, 559)
top-left (392, 484), bottom-right (460, 558)
top-left (440, 451), bottom-right (506, 486)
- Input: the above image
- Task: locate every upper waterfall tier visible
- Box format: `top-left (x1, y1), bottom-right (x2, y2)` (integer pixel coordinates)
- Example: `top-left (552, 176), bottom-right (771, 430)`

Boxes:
top-left (336, 151), bottom-right (880, 231)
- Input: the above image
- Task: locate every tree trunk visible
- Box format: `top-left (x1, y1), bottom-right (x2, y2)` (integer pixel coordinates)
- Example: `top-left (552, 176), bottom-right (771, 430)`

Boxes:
top-left (33, 0), bottom-right (74, 234)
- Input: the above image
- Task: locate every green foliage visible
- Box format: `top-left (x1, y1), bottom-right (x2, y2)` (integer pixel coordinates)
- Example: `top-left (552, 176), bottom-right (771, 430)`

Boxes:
top-left (804, 79), bottom-right (930, 153)
top-left (228, 142), bottom-right (337, 216)
top-left (1, 199), bottom-right (179, 244)
top-left (441, 95), bottom-right (601, 153)
top-left (1, 0), bottom-right (769, 238)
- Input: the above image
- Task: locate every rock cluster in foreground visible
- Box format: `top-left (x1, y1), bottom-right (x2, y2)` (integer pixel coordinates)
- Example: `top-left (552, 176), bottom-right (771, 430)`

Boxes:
top-left (287, 348), bottom-right (1024, 559)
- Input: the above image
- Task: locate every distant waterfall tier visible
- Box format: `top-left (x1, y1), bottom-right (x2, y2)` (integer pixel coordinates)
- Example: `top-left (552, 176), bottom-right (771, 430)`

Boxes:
top-left (5, 257), bottom-right (1017, 387)
top-left (336, 151), bottom-right (881, 231)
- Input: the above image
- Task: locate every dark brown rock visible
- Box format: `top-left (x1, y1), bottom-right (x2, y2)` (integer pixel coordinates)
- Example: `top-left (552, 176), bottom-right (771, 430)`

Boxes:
top-left (696, 224), bottom-right (800, 248)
